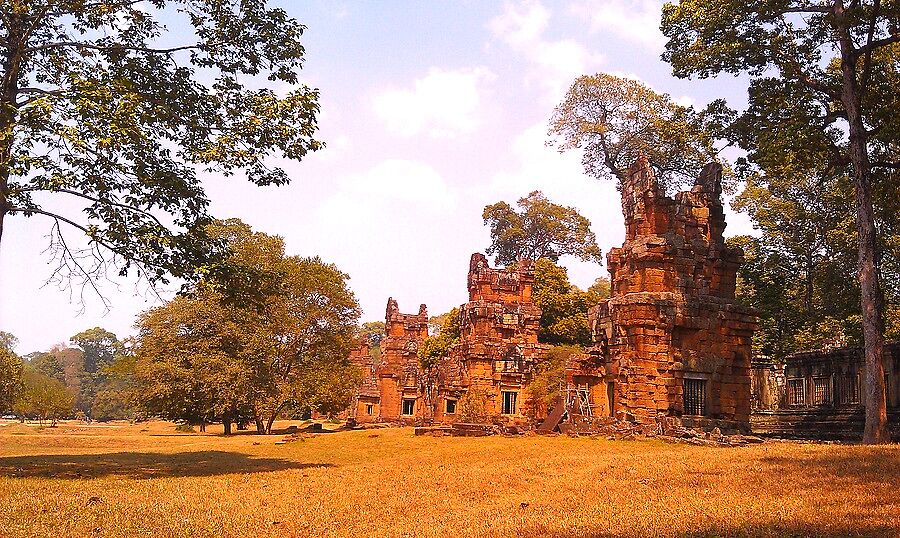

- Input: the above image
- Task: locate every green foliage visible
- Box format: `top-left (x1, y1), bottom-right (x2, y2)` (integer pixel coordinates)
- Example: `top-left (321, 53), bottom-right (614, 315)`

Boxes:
top-left (418, 308), bottom-right (460, 370)
top-left (533, 259), bottom-right (606, 347)
top-left (482, 191), bottom-right (602, 266)
top-left (525, 345), bottom-right (580, 413)
top-left (70, 328), bottom-right (123, 374)
top-left (548, 72), bottom-right (723, 193)
top-left (0, 346), bottom-right (23, 413)
top-left (174, 423), bottom-right (197, 434)
top-left (358, 321), bottom-right (385, 346)
top-left (133, 219), bottom-right (360, 434)
top-left (91, 352), bottom-right (140, 421)
top-left (0, 331), bottom-right (18, 353)
top-left (458, 386), bottom-right (491, 423)
top-left (24, 352), bottom-right (66, 383)
top-left (0, 1), bottom-right (322, 291)
top-left (14, 368), bottom-right (75, 424)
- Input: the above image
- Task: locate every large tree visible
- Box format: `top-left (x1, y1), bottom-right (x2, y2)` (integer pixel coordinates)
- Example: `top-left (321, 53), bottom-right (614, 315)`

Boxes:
top-left (134, 220), bottom-right (360, 434)
top-left (533, 259), bottom-right (609, 347)
top-left (548, 72), bottom-right (724, 193)
top-left (70, 327), bottom-right (123, 374)
top-left (13, 367), bottom-right (75, 425)
top-left (0, 339), bottom-right (23, 413)
top-left (482, 191), bottom-right (602, 266)
top-left (662, 0), bottom-right (900, 443)
top-left (0, 1), bottom-right (322, 294)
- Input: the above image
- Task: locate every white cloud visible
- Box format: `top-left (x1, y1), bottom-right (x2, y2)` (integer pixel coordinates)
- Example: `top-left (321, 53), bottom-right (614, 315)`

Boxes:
top-left (488, 0), bottom-right (549, 47)
top-left (489, 1), bottom-right (604, 103)
top-left (328, 159), bottom-right (454, 207)
top-left (481, 122), bottom-right (624, 289)
top-left (372, 67), bottom-right (495, 138)
top-left (570, 0), bottom-right (668, 52)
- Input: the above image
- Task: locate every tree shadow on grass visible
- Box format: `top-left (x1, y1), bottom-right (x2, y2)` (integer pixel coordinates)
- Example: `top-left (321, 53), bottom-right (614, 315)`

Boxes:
top-left (758, 446), bottom-right (900, 489)
top-left (518, 522), bottom-right (897, 537)
top-left (0, 451), bottom-right (333, 479)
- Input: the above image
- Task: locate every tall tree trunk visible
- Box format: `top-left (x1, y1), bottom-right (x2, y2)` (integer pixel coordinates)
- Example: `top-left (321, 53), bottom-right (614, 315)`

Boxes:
top-left (265, 402), bottom-right (287, 435)
top-left (255, 417), bottom-right (265, 434)
top-left (836, 2), bottom-right (889, 444)
top-left (0, 17), bottom-right (23, 255)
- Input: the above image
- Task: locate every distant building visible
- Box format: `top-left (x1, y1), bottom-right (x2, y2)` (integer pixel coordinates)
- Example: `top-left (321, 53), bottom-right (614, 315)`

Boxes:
top-left (751, 343), bottom-right (900, 440)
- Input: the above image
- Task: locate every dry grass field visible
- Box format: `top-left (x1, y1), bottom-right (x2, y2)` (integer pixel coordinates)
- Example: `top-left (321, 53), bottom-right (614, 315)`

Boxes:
top-left (0, 420), bottom-right (898, 538)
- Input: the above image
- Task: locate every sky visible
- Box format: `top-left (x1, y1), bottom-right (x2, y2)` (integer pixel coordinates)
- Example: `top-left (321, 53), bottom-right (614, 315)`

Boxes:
top-left (0, 0), bottom-right (758, 354)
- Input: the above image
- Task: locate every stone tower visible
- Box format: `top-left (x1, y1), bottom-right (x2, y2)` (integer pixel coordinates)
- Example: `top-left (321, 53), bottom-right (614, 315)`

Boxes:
top-left (591, 156), bottom-right (757, 429)
top-left (377, 298), bottom-right (429, 422)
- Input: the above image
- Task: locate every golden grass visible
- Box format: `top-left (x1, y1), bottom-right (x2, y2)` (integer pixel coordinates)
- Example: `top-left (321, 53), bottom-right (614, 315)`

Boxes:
top-left (0, 420), bottom-right (898, 538)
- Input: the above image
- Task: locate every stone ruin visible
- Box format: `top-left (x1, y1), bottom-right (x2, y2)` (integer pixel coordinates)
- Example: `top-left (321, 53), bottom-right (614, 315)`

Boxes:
top-left (349, 156), bottom-right (758, 435)
top-left (349, 255), bottom-right (549, 425)
top-left (577, 156), bottom-right (757, 432)
top-left (350, 298), bottom-right (429, 424)
top-left (433, 253), bottom-right (549, 423)
top-left (750, 343), bottom-right (900, 440)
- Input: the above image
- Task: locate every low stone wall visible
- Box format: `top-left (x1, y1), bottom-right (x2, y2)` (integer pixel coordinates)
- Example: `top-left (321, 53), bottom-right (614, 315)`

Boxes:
top-left (751, 408), bottom-right (900, 441)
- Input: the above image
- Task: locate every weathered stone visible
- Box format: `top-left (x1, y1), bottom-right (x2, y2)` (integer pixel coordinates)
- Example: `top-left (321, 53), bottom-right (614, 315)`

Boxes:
top-left (576, 156), bottom-right (757, 430)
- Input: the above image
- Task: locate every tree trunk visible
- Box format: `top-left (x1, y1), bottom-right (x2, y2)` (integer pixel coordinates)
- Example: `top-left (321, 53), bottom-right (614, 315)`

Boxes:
top-left (223, 414), bottom-right (232, 435)
top-left (255, 417), bottom-right (265, 434)
top-left (835, 3), bottom-right (889, 444)
top-left (265, 402), bottom-right (287, 435)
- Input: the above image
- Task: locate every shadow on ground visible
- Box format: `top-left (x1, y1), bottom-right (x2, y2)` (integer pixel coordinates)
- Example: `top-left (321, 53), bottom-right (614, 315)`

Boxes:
top-left (758, 446), bottom-right (900, 488)
top-left (518, 523), bottom-right (898, 537)
top-left (0, 451), bottom-right (333, 479)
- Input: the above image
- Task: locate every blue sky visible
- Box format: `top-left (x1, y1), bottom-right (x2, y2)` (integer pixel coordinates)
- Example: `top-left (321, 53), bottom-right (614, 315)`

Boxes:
top-left (0, 0), bottom-right (756, 353)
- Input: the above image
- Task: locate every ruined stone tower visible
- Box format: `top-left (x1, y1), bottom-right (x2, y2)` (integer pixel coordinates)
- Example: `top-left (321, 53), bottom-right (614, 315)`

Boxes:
top-left (376, 298), bottom-right (429, 422)
top-left (433, 253), bottom-right (549, 422)
top-left (590, 156), bottom-right (757, 429)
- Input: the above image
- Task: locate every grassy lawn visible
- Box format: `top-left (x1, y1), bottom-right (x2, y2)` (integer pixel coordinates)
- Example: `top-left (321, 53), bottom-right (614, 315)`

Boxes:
top-left (0, 420), bottom-right (898, 538)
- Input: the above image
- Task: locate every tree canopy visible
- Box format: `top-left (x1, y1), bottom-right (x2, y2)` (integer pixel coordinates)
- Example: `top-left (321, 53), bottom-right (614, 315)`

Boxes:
top-left (418, 308), bottom-right (460, 370)
top-left (533, 259), bottom-right (609, 347)
top-left (548, 72), bottom-right (724, 193)
top-left (0, 1), bottom-right (322, 296)
top-left (0, 344), bottom-right (23, 413)
top-left (133, 220), bottom-right (360, 434)
top-left (482, 191), bottom-right (602, 267)
top-left (661, 0), bottom-right (900, 443)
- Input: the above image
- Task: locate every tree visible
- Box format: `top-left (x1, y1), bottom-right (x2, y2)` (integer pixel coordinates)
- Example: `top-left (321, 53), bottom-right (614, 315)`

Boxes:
top-left (548, 73), bottom-right (723, 193)
top-left (482, 191), bottom-right (602, 267)
top-left (71, 328), bottom-right (123, 373)
top-left (134, 220), bottom-right (360, 434)
top-left (525, 345), bottom-right (582, 417)
top-left (14, 368), bottom-right (74, 425)
top-left (0, 346), bottom-right (23, 413)
top-left (418, 308), bottom-right (460, 370)
top-left (24, 351), bottom-right (66, 383)
top-left (91, 349), bottom-right (141, 421)
top-left (0, 331), bottom-right (18, 352)
top-left (358, 321), bottom-right (386, 346)
top-left (134, 294), bottom-right (257, 433)
top-left (661, 0), bottom-right (900, 443)
top-left (358, 321), bottom-right (385, 363)
top-left (532, 259), bottom-right (608, 347)
top-left (0, 1), bottom-right (322, 296)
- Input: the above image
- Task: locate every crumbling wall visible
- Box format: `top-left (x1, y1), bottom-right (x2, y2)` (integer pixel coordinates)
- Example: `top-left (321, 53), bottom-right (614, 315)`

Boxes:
top-left (750, 343), bottom-right (900, 440)
top-left (348, 336), bottom-right (381, 423)
top-left (590, 156), bottom-right (757, 429)
top-left (436, 254), bottom-right (549, 423)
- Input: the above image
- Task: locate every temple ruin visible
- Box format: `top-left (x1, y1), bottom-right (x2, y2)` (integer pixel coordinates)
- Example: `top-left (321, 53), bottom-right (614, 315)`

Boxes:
top-left (585, 156), bottom-right (757, 430)
top-left (349, 156), bottom-right (758, 432)
top-left (751, 343), bottom-right (900, 440)
top-left (349, 255), bottom-right (549, 425)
